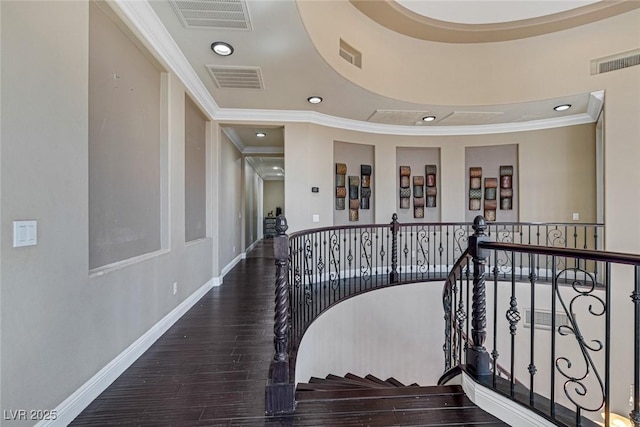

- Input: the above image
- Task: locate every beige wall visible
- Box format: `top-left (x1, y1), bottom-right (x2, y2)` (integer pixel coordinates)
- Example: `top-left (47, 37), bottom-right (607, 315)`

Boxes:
top-left (296, 282), bottom-right (445, 386)
top-left (88, 2), bottom-right (162, 269)
top-left (185, 95), bottom-right (207, 243)
top-left (285, 123), bottom-right (597, 232)
top-left (219, 132), bottom-right (243, 266)
top-left (263, 180), bottom-right (284, 219)
top-left (0, 2), bottom-right (217, 423)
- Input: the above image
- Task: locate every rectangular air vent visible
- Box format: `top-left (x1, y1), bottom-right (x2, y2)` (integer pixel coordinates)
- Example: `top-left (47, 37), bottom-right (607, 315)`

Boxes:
top-left (169, 0), bottom-right (252, 30)
top-left (524, 309), bottom-right (572, 330)
top-left (206, 66), bottom-right (264, 89)
top-left (339, 39), bottom-right (362, 68)
top-left (591, 49), bottom-right (640, 75)
top-left (367, 110), bottom-right (429, 125)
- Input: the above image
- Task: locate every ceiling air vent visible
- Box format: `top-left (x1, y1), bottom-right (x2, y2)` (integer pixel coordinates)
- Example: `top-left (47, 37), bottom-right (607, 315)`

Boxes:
top-left (368, 110), bottom-right (429, 125)
top-left (524, 309), bottom-right (572, 330)
top-left (206, 66), bottom-right (264, 89)
top-left (339, 39), bottom-right (362, 68)
top-left (591, 48), bottom-right (640, 75)
top-left (169, 0), bottom-right (252, 30)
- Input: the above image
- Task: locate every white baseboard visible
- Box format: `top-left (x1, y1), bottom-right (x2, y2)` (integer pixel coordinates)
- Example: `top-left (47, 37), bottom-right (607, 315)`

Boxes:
top-left (246, 239), bottom-right (260, 253)
top-left (221, 253), bottom-right (243, 277)
top-left (461, 372), bottom-right (555, 427)
top-left (38, 277), bottom-right (217, 427)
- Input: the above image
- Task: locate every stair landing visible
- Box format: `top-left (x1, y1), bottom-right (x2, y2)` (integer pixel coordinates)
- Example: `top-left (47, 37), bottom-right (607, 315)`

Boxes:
top-left (288, 373), bottom-right (509, 426)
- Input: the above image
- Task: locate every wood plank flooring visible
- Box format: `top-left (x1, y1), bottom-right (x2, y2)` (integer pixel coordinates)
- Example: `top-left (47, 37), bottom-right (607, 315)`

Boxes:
top-left (71, 240), bottom-right (508, 426)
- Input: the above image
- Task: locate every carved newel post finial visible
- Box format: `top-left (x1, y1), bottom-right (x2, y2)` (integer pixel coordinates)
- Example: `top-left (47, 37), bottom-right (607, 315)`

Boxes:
top-left (275, 214), bottom-right (288, 235)
top-left (467, 215), bottom-right (491, 376)
top-left (472, 215), bottom-right (487, 236)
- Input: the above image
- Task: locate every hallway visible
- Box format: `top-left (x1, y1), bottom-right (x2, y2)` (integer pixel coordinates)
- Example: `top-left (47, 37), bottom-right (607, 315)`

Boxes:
top-left (71, 241), bottom-right (277, 425)
top-left (71, 240), bottom-right (506, 426)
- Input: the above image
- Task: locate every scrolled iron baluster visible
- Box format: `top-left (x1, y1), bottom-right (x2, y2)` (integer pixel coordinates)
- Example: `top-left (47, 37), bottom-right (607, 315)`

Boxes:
top-left (453, 226), bottom-right (468, 256)
top-left (360, 229), bottom-right (372, 283)
top-left (416, 228), bottom-right (430, 274)
top-left (329, 232), bottom-right (340, 289)
top-left (443, 278), bottom-right (453, 371)
top-left (554, 267), bottom-right (606, 416)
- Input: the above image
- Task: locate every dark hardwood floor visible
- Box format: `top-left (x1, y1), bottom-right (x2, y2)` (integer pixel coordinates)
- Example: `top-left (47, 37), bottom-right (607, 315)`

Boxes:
top-left (71, 240), bottom-right (507, 426)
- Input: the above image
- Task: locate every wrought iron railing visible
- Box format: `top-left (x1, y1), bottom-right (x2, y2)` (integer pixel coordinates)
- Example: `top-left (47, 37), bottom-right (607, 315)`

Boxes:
top-left (264, 214), bottom-right (612, 421)
top-left (442, 216), bottom-right (640, 427)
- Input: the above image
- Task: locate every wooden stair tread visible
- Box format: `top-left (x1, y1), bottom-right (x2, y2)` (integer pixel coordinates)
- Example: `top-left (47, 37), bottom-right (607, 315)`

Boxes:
top-left (385, 377), bottom-right (406, 387)
top-left (364, 374), bottom-right (393, 387)
top-left (297, 382), bottom-right (370, 391)
top-left (296, 384), bottom-right (464, 401)
top-left (343, 372), bottom-right (391, 388)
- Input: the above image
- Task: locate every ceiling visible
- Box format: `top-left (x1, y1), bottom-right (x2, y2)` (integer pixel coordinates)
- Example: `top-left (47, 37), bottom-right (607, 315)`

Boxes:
top-left (142, 0), bottom-right (628, 179)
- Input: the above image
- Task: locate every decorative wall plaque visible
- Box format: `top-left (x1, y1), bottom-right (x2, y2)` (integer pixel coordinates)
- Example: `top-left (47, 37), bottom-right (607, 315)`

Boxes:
top-left (500, 165), bottom-right (513, 210)
top-left (469, 167), bottom-right (482, 211)
top-left (335, 163), bottom-right (347, 210)
top-left (399, 166), bottom-right (411, 209)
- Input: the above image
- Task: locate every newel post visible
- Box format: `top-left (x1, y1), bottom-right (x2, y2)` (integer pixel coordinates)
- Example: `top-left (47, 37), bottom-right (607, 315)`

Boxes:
top-left (390, 213), bottom-right (400, 283)
top-left (631, 266), bottom-right (640, 427)
top-left (265, 215), bottom-right (295, 415)
top-left (466, 215), bottom-right (491, 376)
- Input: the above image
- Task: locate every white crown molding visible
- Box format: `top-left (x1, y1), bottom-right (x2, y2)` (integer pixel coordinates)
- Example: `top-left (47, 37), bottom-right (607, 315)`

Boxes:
top-left (113, 1), bottom-right (603, 137)
top-left (242, 146), bottom-right (285, 155)
top-left (220, 127), bottom-right (246, 152)
top-left (214, 107), bottom-right (600, 136)
top-left (587, 89), bottom-right (605, 120)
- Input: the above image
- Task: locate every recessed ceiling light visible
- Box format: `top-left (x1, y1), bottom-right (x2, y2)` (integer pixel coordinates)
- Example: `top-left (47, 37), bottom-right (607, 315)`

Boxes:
top-left (422, 115), bottom-right (436, 122)
top-left (255, 132), bottom-right (266, 138)
top-left (272, 166), bottom-right (279, 170)
top-left (211, 41), bottom-right (233, 56)
top-left (554, 104), bottom-right (571, 112)
top-left (307, 96), bottom-right (323, 104)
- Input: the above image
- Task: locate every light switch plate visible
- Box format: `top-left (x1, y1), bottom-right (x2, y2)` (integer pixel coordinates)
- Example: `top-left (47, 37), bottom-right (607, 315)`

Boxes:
top-left (312, 215), bottom-right (319, 223)
top-left (572, 213), bottom-right (580, 221)
top-left (13, 220), bottom-right (37, 247)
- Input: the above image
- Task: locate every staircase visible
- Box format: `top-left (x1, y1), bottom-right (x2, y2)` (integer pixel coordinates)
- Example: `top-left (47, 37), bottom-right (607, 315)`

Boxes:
top-left (292, 373), bottom-right (509, 426)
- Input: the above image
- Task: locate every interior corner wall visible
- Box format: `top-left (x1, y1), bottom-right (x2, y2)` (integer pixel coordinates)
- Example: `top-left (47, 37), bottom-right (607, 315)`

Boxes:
top-left (1, 2), bottom-right (214, 423)
top-left (244, 160), bottom-right (260, 248)
top-left (219, 131), bottom-right (243, 266)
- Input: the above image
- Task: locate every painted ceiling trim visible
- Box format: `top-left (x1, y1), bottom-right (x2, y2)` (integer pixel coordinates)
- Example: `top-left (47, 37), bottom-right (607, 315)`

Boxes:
top-left (351, 0), bottom-right (640, 43)
top-left (112, 0), bottom-right (602, 137)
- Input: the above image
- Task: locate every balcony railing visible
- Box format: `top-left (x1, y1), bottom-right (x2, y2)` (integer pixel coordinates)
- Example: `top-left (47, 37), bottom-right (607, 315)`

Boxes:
top-left (263, 214), bottom-right (640, 427)
top-left (442, 217), bottom-right (640, 427)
